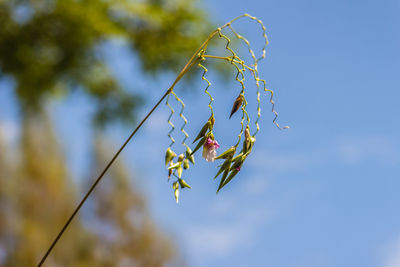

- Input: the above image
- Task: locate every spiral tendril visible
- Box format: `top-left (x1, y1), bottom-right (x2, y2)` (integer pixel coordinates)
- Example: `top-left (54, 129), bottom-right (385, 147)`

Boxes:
top-left (166, 94), bottom-right (176, 147)
top-left (198, 58), bottom-right (214, 117)
top-left (171, 91), bottom-right (189, 149)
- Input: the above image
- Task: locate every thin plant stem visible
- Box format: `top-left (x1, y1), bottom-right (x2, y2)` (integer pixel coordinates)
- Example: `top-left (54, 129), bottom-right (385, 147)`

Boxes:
top-left (37, 24), bottom-right (218, 267)
top-left (37, 14), bottom-right (258, 266)
top-left (37, 88), bottom-right (171, 267)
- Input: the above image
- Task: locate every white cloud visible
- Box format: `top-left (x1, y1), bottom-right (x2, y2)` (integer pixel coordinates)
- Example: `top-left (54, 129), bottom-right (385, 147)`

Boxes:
top-left (382, 237), bottom-right (400, 267)
top-left (241, 174), bottom-right (270, 195)
top-left (185, 224), bottom-right (247, 256)
top-left (248, 149), bottom-right (320, 173)
top-left (247, 134), bottom-right (399, 177)
top-left (183, 207), bottom-right (271, 260)
top-left (335, 135), bottom-right (398, 166)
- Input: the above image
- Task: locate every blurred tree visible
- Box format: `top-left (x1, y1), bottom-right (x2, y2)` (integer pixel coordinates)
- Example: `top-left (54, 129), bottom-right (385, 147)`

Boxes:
top-left (0, 0), bottom-right (213, 125)
top-left (90, 138), bottom-right (183, 267)
top-left (0, 115), bottom-right (182, 266)
top-left (0, 1), bottom-right (216, 264)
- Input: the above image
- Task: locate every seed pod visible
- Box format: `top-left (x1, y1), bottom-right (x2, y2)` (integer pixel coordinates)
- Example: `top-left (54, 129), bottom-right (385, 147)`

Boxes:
top-left (172, 181), bottom-right (180, 203)
top-left (173, 181), bottom-right (179, 189)
top-left (178, 178), bottom-right (192, 189)
top-left (209, 115), bottom-right (215, 130)
top-left (229, 94), bottom-right (244, 119)
top-left (168, 161), bottom-right (173, 180)
top-left (247, 136), bottom-right (256, 155)
top-left (243, 126), bottom-right (251, 153)
top-left (177, 165), bottom-right (183, 178)
top-left (168, 162), bottom-right (181, 170)
top-left (183, 159), bottom-right (190, 170)
top-left (185, 147), bottom-right (195, 164)
top-left (178, 154), bottom-right (185, 162)
top-left (165, 148), bottom-right (177, 166)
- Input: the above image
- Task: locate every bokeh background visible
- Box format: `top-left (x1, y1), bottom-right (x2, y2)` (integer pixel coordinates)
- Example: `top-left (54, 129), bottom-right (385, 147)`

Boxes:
top-left (1, 0), bottom-right (399, 266)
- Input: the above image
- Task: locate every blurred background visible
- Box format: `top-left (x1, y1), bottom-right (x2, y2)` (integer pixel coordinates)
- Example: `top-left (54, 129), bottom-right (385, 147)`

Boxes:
top-left (0, 0), bottom-right (399, 266)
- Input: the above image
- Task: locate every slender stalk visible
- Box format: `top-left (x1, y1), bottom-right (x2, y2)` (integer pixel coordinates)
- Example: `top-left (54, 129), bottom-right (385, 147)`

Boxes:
top-left (37, 14), bottom-right (249, 266)
top-left (37, 88), bottom-right (171, 267)
top-left (37, 28), bottom-right (215, 267)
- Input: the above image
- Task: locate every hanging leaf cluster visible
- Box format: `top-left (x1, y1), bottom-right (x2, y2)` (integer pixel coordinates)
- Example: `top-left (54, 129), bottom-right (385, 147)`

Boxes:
top-left (163, 14), bottom-right (289, 203)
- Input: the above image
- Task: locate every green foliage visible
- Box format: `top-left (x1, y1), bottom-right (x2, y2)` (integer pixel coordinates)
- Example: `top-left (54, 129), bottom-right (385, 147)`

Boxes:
top-left (162, 14), bottom-right (289, 199)
top-left (0, 0), bottom-right (213, 125)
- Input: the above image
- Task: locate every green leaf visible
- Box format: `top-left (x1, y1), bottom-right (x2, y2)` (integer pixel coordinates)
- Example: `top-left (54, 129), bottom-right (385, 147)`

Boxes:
top-left (214, 158), bottom-right (232, 179)
top-left (216, 168), bottom-right (231, 193)
top-left (192, 121), bottom-right (210, 143)
top-left (190, 136), bottom-right (206, 155)
top-left (231, 152), bottom-right (243, 162)
top-left (218, 169), bottom-right (240, 192)
top-left (215, 146), bottom-right (236, 160)
top-left (230, 154), bottom-right (246, 171)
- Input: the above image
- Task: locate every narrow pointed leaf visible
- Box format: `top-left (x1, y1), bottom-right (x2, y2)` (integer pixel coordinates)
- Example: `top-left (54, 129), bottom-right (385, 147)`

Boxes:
top-left (215, 146), bottom-right (236, 160)
top-left (232, 152), bottom-right (243, 162)
top-left (219, 169), bottom-right (240, 191)
top-left (190, 136), bottom-right (206, 155)
top-left (216, 167), bottom-right (230, 193)
top-left (214, 158), bottom-right (232, 179)
top-left (193, 121), bottom-right (210, 143)
top-left (230, 154), bottom-right (246, 171)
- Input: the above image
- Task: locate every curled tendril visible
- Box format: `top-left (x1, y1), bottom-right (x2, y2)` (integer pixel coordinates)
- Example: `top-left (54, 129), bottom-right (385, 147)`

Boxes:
top-left (242, 13), bottom-right (269, 62)
top-left (227, 21), bottom-right (288, 133)
top-left (166, 94), bottom-right (175, 147)
top-left (258, 78), bottom-right (289, 130)
top-left (171, 91), bottom-right (190, 149)
top-left (164, 13), bottom-right (288, 202)
top-left (36, 14), bottom-right (290, 267)
top-left (227, 24), bottom-right (261, 136)
top-left (198, 58), bottom-right (214, 117)
top-left (217, 29), bottom-right (251, 147)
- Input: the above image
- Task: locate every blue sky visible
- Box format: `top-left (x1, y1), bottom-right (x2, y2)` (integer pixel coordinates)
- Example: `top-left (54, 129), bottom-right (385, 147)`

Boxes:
top-left (1, 0), bottom-right (400, 266)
